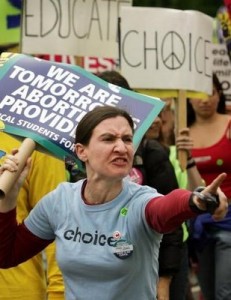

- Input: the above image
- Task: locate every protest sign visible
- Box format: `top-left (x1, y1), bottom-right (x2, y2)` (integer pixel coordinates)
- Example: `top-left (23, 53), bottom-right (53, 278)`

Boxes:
top-left (0, 52), bottom-right (164, 197)
top-left (120, 7), bottom-right (214, 169)
top-left (120, 7), bottom-right (213, 94)
top-left (212, 43), bottom-right (231, 113)
top-left (21, 0), bottom-right (132, 58)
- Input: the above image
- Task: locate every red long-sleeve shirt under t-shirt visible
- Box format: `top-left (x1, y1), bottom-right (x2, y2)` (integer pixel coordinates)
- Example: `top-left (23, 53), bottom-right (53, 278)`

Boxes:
top-left (0, 188), bottom-right (196, 269)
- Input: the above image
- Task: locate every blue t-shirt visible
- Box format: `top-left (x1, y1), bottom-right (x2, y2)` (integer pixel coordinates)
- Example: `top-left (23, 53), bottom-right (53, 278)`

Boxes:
top-left (25, 179), bottom-right (162, 300)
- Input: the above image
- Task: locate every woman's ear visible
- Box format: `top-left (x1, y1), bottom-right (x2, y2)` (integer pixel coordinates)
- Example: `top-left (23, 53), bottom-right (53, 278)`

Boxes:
top-left (75, 143), bottom-right (87, 162)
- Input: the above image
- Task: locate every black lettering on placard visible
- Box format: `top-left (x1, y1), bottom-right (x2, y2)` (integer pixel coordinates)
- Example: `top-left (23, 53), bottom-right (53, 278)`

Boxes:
top-left (24, 0), bottom-right (38, 37)
top-left (87, 0), bottom-right (102, 40)
top-left (144, 31), bottom-right (158, 69)
top-left (23, 0), bottom-right (130, 41)
top-left (212, 47), bottom-right (227, 56)
top-left (121, 29), bottom-right (211, 76)
top-left (213, 47), bottom-right (230, 67)
top-left (213, 45), bottom-right (231, 93)
top-left (122, 30), bottom-right (141, 67)
top-left (221, 80), bottom-right (231, 91)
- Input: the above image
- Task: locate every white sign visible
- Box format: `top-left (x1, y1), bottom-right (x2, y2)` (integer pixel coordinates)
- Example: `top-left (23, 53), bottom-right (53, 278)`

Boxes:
top-left (212, 43), bottom-right (231, 101)
top-left (120, 7), bottom-right (213, 94)
top-left (21, 0), bottom-right (132, 58)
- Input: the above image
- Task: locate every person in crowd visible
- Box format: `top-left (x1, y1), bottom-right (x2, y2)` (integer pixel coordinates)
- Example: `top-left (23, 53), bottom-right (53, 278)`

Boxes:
top-left (133, 114), bottom-right (204, 300)
top-left (98, 70), bottom-right (202, 300)
top-left (97, 70), bottom-right (132, 90)
top-left (97, 72), bottom-right (185, 299)
top-left (187, 73), bottom-right (231, 300)
top-left (0, 105), bottom-right (228, 300)
top-left (159, 97), bottom-right (205, 300)
top-left (0, 131), bottom-right (66, 300)
top-left (169, 128), bottom-right (205, 300)
top-left (159, 97), bottom-right (175, 146)
top-left (133, 114), bottom-right (185, 300)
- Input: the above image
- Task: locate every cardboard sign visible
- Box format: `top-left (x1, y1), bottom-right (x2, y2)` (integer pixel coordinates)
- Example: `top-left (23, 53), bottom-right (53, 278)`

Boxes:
top-left (0, 53), bottom-right (164, 165)
top-left (212, 43), bottom-right (231, 101)
top-left (21, 0), bottom-right (132, 58)
top-left (120, 7), bottom-right (213, 94)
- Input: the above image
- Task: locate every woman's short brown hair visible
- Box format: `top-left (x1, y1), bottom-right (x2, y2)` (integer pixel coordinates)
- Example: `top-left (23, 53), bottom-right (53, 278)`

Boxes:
top-left (75, 105), bottom-right (134, 145)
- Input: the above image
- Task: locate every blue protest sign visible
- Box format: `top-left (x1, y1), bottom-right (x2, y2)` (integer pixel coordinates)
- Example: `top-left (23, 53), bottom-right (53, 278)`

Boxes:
top-left (0, 53), bottom-right (164, 165)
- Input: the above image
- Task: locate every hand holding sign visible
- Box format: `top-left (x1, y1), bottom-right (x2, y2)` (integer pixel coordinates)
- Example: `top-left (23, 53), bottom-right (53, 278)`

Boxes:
top-left (0, 138), bottom-right (35, 200)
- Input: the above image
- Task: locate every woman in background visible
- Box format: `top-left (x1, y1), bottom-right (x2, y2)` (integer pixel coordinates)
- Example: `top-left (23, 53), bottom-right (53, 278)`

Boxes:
top-left (187, 73), bottom-right (231, 300)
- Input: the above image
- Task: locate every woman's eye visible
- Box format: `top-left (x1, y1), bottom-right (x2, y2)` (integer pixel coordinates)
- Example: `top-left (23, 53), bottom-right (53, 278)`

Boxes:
top-left (101, 135), bottom-right (133, 143)
top-left (103, 137), bottom-right (114, 142)
top-left (123, 137), bottom-right (133, 143)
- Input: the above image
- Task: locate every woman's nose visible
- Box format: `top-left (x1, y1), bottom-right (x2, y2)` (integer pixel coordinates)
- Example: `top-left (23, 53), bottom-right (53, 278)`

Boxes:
top-left (114, 139), bottom-right (127, 152)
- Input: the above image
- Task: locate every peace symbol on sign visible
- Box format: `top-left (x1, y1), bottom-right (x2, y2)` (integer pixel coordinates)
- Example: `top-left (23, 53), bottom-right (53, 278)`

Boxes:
top-left (161, 31), bottom-right (186, 70)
